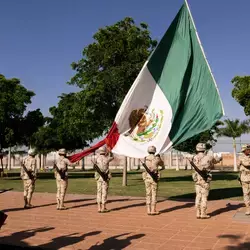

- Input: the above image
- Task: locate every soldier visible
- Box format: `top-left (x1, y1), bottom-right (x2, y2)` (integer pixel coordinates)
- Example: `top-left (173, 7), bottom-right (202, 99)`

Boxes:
top-left (54, 148), bottom-right (71, 210)
top-left (238, 144), bottom-right (250, 215)
top-left (21, 149), bottom-right (37, 209)
top-left (192, 143), bottom-right (222, 219)
top-left (142, 146), bottom-right (164, 215)
top-left (93, 146), bottom-right (114, 213)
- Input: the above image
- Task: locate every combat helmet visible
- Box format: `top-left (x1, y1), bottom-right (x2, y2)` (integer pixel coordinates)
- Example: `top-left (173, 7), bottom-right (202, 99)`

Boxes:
top-left (148, 146), bottom-right (156, 154)
top-left (196, 143), bottom-right (206, 152)
top-left (28, 149), bottom-right (36, 156)
top-left (58, 148), bottom-right (66, 155)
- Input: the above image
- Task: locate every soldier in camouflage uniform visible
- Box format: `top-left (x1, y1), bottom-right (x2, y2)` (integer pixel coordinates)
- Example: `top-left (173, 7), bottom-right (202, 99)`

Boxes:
top-left (21, 149), bottom-right (37, 209)
top-left (192, 143), bottom-right (222, 219)
top-left (93, 146), bottom-right (114, 213)
top-left (142, 146), bottom-right (164, 215)
top-left (238, 144), bottom-right (250, 215)
top-left (55, 148), bottom-right (72, 210)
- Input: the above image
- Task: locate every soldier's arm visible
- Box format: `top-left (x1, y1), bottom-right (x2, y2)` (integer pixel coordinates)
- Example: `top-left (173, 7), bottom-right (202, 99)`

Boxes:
top-left (212, 154), bottom-right (222, 164)
top-left (240, 157), bottom-right (250, 168)
top-left (20, 158), bottom-right (25, 177)
top-left (32, 159), bottom-right (38, 177)
top-left (156, 155), bottom-right (164, 167)
top-left (63, 159), bottom-right (72, 170)
top-left (20, 165), bottom-right (24, 178)
top-left (108, 156), bottom-right (114, 163)
top-left (107, 152), bottom-right (114, 163)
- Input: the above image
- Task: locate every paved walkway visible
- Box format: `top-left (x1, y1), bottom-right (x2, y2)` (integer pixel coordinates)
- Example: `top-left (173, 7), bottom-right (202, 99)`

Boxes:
top-left (0, 191), bottom-right (250, 250)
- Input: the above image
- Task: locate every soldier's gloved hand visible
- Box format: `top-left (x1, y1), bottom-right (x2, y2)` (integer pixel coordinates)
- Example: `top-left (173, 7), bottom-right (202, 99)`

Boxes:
top-left (108, 173), bottom-right (112, 180)
top-left (157, 172), bottom-right (161, 179)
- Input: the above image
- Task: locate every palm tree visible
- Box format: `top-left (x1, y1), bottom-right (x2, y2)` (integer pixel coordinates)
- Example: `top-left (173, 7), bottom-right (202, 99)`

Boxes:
top-left (218, 119), bottom-right (250, 171)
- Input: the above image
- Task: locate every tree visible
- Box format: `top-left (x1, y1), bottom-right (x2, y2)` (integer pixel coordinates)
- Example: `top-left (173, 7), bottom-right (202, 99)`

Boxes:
top-left (174, 121), bottom-right (223, 154)
top-left (218, 119), bottom-right (250, 171)
top-left (67, 17), bottom-right (157, 141)
top-left (0, 74), bottom-right (35, 149)
top-left (32, 93), bottom-right (91, 153)
top-left (20, 109), bottom-right (45, 148)
top-left (231, 76), bottom-right (250, 116)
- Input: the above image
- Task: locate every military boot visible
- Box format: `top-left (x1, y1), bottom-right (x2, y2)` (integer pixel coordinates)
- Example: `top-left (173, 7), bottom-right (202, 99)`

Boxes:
top-left (196, 206), bottom-right (201, 219)
top-left (97, 203), bottom-right (102, 213)
top-left (151, 204), bottom-right (160, 215)
top-left (101, 204), bottom-right (110, 213)
top-left (59, 202), bottom-right (67, 210)
top-left (56, 199), bottom-right (60, 210)
top-left (27, 198), bottom-right (33, 208)
top-left (147, 205), bottom-right (151, 215)
top-left (245, 206), bottom-right (250, 216)
top-left (24, 197), bottom-right (28, 209)
top-left (200, 208), bottom-right (210, 219)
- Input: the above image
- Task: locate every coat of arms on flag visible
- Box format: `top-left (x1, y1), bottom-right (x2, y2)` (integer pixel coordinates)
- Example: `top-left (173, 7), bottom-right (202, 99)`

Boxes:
top-left (69, 0), bottom-right (224, 162)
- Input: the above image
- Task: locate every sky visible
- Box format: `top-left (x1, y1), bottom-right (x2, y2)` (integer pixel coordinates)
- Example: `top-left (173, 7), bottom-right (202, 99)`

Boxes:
top-left (0, 0), bottom-right (249, 152)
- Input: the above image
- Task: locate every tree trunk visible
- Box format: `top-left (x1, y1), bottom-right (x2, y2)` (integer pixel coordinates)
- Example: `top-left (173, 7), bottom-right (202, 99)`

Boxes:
top-left (37, 154), bottom-right (41, 170)
top-left (11, 155), bottom-right (15, 169)
top-left (176, 152), bottom-right (180, 171)
top-left (41, 154), bottom-right (44, 170)
top-left (7, 147), bottom-right (11, 171)
top-left (127, 157), bottom-right (131, 171)
top-left (122, 156), bottom-right (127, 186)
top-left (233, 138), bottom-right (237, 172)
top-left (81, 158), bottom-right (85, 171)
top-left (169, 151), bottom-right (172, 169)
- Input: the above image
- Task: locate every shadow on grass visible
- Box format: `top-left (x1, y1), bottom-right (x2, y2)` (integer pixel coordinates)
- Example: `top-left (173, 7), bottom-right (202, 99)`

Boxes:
top-left (160, 172), bottom-right (238, 183)
top-left (169, 187), bottom-right (243, 201)
top-left (4, 171), bottom-right (142, 180)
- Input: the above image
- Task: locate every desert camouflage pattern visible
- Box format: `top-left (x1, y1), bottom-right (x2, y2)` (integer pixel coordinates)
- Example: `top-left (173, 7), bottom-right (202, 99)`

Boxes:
top-left (239, 154), bottom-right (250, 207)
top-left (192, 152), bottom-right (221, 218)
top-left (94, 154), bottom-right (114, 205)
top-left (55, 156), bottom-right (71, 209)
top-left (142, 154), bottom-right (164, 205)
top-left (21, 156), bottom-right (37, 207)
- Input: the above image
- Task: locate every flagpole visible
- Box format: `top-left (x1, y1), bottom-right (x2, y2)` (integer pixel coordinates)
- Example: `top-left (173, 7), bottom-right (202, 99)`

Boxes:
top-left (184, 0), bottom-right (225, 116)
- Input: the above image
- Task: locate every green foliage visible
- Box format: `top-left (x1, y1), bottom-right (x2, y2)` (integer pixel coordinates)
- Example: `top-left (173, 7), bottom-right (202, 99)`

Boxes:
top-left (34, 17), bottom-right (157, 153)
top-left (20, 109), bottom-right (45, 147)
top-left (231, 76), bottom-right (250, 116)
top-left (174, 121), bottom-right (223, 153)
top-left (218, 119), bottom-right (249, 139)
top-left (67, 17), bottom-right (157, 139)
top-left (0, 74), bottom-right (35, 148)
top-left (32, 93), bottom-right (90, 153)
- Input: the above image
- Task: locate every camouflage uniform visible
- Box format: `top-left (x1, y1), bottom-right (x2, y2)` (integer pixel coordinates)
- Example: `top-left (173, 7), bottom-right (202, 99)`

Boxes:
top-left (94, 146), bottom-right (114, 213)
top-left (192, 143), bottom-right (222, 219)
top-left (142, 146), bottom-right (164, 215)
top-left (238, 144), bottom-right (250, 215)
top-left (55, 149), bottom-right (71, 210)
top-left (20, 149), bottom-right (37, 209)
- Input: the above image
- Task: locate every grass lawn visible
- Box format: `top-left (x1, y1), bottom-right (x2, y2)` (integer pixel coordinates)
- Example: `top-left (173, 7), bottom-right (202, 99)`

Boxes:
top-left (0, 170), bottom-right (243, 201)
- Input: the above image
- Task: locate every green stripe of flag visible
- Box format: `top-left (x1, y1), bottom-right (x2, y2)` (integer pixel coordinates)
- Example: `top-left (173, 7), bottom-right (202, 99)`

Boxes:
top-left (147, 1), bottom-right (224, 146)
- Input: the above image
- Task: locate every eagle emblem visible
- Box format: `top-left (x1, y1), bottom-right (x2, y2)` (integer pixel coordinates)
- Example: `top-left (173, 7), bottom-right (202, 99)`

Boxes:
top-left (125, 106), bottom-right (164, 143)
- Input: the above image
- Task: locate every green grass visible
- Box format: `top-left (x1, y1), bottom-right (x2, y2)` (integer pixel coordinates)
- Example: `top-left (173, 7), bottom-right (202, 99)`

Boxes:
top-left (0, 170), bottom-right (243, 201)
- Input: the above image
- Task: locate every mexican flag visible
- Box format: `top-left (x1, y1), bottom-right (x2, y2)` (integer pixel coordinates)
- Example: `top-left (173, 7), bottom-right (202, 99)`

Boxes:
top-left (69, 0), bottom-right (224, 162)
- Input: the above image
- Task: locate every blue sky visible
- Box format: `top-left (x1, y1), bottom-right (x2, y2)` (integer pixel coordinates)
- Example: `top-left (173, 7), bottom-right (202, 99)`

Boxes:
top-left (0, 0), bottom-right (249, 152)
